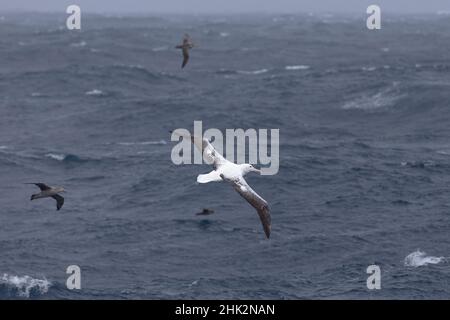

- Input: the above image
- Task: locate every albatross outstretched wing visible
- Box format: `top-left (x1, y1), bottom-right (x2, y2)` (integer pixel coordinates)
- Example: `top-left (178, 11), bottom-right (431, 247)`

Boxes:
top-left (221, 174), bottom-right (271, 238)
top-left (182, 47), bottom-right (189, 68)
top-left (26, 183), bottom-right (51, 191)
top-left (51, 194), bottom-right (64, 211)
top-left (172, 132), bottom-right (228, 168)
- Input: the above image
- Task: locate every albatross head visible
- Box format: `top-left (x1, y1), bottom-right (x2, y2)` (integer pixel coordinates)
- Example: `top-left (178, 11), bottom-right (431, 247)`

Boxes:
top-left (55, 186), bottom-right (66, 193)
top-left (241, 164), bottom-right (261, 175)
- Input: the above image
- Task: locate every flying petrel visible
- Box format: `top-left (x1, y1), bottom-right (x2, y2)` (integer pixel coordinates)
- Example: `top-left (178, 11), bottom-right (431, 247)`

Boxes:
top-left (27, 183), bottom-right (65, 211)
top-left (175, 34), bottom-right (194, 69)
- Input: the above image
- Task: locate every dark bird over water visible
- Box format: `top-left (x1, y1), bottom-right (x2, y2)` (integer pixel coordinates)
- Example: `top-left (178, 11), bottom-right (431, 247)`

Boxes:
top-left (175, 34), bottom-right (194, 68)
top-left (26, 183), bottom-right (65, 211)
top-left (196, 208), bottom-right (215, 216)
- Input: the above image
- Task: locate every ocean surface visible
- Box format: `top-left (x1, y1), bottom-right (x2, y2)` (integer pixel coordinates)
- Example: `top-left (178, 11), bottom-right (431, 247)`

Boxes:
top-left (1, 12), bottom-right (450, 299)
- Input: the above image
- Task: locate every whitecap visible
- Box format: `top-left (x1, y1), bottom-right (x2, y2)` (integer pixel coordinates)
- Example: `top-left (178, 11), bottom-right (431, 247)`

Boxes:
top-left (237, 69), bottom-right (268, 75)
top-left (45, 153), bottom-right (66, 161)
top-left (404, 250), bottom-right (446, 267)
top-left (70, 41), bottom-right (87, 47)
top-left (117, 140), bottom-right (167, 146)
top-left (362, 66), bottom-right (377, 72)
top-left (437, 149), bottom-right (450, 155)
top-left (342, 85), bottom-right (402, 110)
top-left (85, 89), bottom-right (104, 96)
top-left (0, 274), bottom-right (51, 298)
top-left (381, 47), bottom-right (390, 52)
top-left (188, 280), bottom-right (199, 288)
top-left (285, 65), bottom-right (310, 71)
top-left (220, 32), bottom-right (230, 37)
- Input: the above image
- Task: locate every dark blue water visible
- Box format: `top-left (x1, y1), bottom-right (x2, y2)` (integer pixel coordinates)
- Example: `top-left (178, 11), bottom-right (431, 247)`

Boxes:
top-left (1, 12), bottom-right (450, 299)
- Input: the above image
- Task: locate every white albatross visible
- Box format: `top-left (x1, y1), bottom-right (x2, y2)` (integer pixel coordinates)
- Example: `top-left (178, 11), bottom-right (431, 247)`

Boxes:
top-left (174, 133), bottom-right (271, 238)
top-left (26, 183), bottom-right (65, 211)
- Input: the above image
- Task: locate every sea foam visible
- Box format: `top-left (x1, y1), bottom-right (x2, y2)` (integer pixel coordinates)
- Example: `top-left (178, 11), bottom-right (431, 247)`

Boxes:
top-left (0, 274), bottom-right (51, 298)
top-left (237, 69), bottom-right (268, 75)
top-left (404, 250), bottom-right (446, 267)
top-left (285, 65), bottom-right (310, 71)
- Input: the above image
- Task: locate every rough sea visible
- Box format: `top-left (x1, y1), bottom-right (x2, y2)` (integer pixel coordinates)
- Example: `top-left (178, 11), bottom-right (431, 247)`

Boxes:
top-left (1, 12), bottom-right (450, 299)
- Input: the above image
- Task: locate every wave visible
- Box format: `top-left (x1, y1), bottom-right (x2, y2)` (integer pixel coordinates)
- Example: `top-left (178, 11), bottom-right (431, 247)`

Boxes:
top-left (361, 66), bottom-right (377, 72)
top-left (70, 41), bottom-right (87, 48)
top-left (0, 274), bottom-right (51, 298)
top-left (30, 92), bottom-right (47, 97)
top-left (216, 68), bottom-right (237, 75)
top-left (45, 153), bottom-right (86, 163)
top-left (117, 140), bottom-right (167, 146)
top-left (436, 149), bottom-right (450, 156)
top-left (85, 89), bottom-right (104, 96)
top-left (216, 68), bottom-right (269, 76)
top-left (285, 65), bottom-right (310, 71)
top-left (342, 84), bottom-right (403, 110)
top-left (404, 250), bottom-right (446, 267)
top-left (237, 69), bottom-right (269, 75)
top-left (400, 160), bottom-right (436, 168)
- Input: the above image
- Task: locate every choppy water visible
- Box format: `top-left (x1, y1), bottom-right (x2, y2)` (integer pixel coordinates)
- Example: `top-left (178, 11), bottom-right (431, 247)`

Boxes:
top-left (1, 12), bottom-right (450, 299)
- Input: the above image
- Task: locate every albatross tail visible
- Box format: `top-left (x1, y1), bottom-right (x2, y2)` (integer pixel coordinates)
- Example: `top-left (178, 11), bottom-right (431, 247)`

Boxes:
top-left (197, 171), bottom-right (222, 184)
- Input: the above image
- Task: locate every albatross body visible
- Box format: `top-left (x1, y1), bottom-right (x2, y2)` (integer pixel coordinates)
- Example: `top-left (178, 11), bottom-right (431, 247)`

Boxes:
top-left (174, 133), bottom-right (271, 238)
top-left (27, 183), bottom-right (65, 211)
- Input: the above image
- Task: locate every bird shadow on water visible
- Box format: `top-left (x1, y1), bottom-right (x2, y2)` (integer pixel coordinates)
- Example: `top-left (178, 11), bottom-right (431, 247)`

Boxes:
top-left (197, 219), bottom-right (214, 231)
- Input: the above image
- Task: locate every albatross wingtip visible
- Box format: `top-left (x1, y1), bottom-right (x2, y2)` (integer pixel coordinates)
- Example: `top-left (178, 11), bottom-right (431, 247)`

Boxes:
top-left (264, 225), bottom-right (271, 239)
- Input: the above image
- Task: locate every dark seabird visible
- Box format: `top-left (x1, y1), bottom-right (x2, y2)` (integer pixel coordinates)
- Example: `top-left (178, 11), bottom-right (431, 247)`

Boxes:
top-left (27, 183), bottom-right (65, 211)
top-left (173, 132), bottom-right (271, 238)
top-left (175, 34), bottom-right (194, 68)
top-left (196, 208), bottom-right (215, 216)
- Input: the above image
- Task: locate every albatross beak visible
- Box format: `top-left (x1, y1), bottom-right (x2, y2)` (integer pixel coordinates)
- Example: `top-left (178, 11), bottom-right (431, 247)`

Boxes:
top-left (253, 168), bottom-right (262, 175)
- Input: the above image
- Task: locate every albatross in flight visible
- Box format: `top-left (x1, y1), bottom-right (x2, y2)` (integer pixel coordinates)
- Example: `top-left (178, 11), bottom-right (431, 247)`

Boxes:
top-left (175, 34), bottom-right (194, 69)
top-left (174, 133), bottom-right (271, 238)
top-left (26, 183), bottom-right (65, 211)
